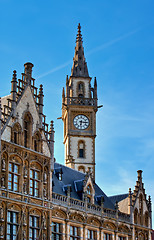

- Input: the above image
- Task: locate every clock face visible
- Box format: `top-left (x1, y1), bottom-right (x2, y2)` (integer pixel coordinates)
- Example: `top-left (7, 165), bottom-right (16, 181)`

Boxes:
top-left (73, 115), bottom-right (89, 130)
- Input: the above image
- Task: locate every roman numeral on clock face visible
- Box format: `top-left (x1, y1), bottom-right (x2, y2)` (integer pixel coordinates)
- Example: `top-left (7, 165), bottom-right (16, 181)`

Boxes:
top-left (73, 115), bottom-right (89, 130)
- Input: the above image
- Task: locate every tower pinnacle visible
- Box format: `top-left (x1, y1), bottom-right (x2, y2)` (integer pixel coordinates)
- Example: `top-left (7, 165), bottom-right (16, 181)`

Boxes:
top-left (71, 23), bottom-right (89, 78)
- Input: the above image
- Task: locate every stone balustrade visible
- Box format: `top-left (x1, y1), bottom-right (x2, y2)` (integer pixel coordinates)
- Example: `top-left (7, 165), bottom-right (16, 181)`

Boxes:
top-left (52, 192), bottom-right (131, 223)
top-left (66, 97), bottom-right (97, 106)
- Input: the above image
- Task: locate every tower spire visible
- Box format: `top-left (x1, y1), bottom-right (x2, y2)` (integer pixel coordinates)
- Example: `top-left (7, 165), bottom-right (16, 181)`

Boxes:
top-left (71, 23), bottom-right (89, 78)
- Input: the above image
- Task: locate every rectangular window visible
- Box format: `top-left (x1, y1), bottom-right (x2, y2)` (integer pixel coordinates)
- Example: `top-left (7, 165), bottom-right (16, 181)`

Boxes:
top-left (7, 211), bottom-right (18, 240)
top-left (8, 163), bottom-right (19, 192)
top-left (51, 222), bottom-right (63, 240)
top-left (70, 226), bottom-right (80, 240)
top-left (104, 233), bottom-right (112, 240)
top-left (79, 149), bottom-right (84, 158)
top-left (87, 229), bottom-right (97, 240)
top-left (30, 169), bottom-right (40, 197)
top-left (29, 215), bottom-right (39, 240)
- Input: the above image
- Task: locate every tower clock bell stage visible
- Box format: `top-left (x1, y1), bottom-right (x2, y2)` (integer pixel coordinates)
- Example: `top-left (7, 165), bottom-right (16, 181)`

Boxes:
top-left (62, 24), bottom-right (99, 179)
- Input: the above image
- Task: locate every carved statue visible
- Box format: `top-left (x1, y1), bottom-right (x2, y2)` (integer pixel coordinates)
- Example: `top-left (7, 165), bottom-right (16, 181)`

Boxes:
top-left (23, 213), bottom-right (27, 226)
top-left (1, 158), bottom-right (6, 171)
top-left (1, 177), bottom-right (5, 188)
top-left (0, 208), bottom-right (4, 220)
top-left (43, 188), bottom-right (47, 199)
top-left (0, 224), bottom-right (4, 237)
top-left (23, 230), bottom-right (26, 240)
top-left (44, 172), bottom-right (47, 183)
top-left (43, 233), bottom-right (46, 240)
top-left (24, 166), bottom-right (28, 178)
top-left (43, 216), bottom-right (46, 229)
top-left (23, 182), bottom-right (27, 194)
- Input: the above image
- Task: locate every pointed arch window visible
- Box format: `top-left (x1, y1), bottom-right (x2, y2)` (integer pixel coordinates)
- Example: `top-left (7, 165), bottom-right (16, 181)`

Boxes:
top-left (33, 132), bottom-right (42, 152)
top-left (23, 112), bottom-right (32, 148)
top-left (12, 123), bottom-right (21, 145)
top-left (78, 166), bottom-right (85, 173)
top-left (78, 141), bottom-right (85, 158)
top-left (78, 82), bottom-right (84, 98)
top-left (134, 208), bottom-right (138, 224)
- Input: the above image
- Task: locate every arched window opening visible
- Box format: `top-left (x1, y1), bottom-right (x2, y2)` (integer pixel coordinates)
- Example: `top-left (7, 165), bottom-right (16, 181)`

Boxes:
top-left (78, 166), bottom-right (85, 173)
top-left (23, 113), bottom-right (32, 148)
top-left (78, 82), bottom-right (84, 98)
top-left (78, 141), bottom-right (85, 158)
top-left (33, 132), bottom-right (41, 152)
top-left (12, 123), bottom-right (21, 145)
top-left (87, 185), bottom-right (91, 195)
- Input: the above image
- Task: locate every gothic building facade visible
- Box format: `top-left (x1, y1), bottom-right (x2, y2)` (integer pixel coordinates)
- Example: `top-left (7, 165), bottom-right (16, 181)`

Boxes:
top-left (0, 24), bottom-right (152, 240)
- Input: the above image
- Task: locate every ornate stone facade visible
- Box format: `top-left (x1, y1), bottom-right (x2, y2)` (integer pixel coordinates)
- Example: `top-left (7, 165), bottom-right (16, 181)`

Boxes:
top-left (0, 24), bottom-right (152, 240)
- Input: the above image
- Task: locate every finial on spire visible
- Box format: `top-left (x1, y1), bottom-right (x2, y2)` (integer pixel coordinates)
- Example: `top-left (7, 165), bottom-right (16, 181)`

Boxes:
top-left (50, 120), bottom-right (54, 132)
top-left (71, 24), bottom-right (89, 78)
top-left (76, 23), bottom-right (82, 42)
top-left (39, 84), bottom-right (43, 95)
top-left (11, 70), bottom-right (17, 111)
top-left (137, 170), bottom-right (143, 182)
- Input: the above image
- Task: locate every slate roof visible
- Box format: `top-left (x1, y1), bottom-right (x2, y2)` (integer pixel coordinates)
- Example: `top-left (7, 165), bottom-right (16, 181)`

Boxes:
top-left (109, 193), bottom-right (128, 205)
top-left (53, 162), bottom-right (115, 210)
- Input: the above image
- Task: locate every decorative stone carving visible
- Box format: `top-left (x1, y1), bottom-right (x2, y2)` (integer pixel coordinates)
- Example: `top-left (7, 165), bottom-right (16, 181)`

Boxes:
top-left (24, 166), bottom-right (28, 178)
top-left (43, 188), bottom-right (47, 199)
top-left (1, 177), bottom-right (5, 188)
top-left (23, 213), bottom-right (27, 226)
top-left (0, 208), bottom-right (4, 222)
top-left (1, 158), bottom-right (6, 171)
top-left (23, 230), bottom-right (26, 240)
top-left (44, 172), bottom-right (47, 184)
top-left (0, 224), bottom-right (4, 237)
top-left (23, 182), bottom-right (27, 194)
top-left (43, 233), bottom-right (46, 240)
top-left (43, 215), bottom-right (46, 229)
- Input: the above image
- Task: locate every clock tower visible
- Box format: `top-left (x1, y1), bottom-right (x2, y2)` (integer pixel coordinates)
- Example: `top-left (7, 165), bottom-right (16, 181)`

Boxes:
top-left (62, 24), bottom-right (98, 180)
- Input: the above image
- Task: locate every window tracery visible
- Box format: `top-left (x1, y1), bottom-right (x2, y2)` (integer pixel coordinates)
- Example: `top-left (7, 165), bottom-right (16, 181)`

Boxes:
top-left (11, 123), bottom-right (21, 145)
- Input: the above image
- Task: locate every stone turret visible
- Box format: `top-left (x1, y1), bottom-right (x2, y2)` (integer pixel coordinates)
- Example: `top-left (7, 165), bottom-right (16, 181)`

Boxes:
top-left (71, 23), bottom-right (89, 78)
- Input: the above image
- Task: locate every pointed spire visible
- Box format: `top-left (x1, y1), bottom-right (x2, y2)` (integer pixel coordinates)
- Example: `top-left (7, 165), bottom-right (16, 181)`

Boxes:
top-left (71, 24), bottom-right (89, 78)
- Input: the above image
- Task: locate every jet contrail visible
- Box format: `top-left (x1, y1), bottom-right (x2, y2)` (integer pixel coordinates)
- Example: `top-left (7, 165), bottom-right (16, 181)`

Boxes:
top-left (37, 28), bottom-right (141, 79)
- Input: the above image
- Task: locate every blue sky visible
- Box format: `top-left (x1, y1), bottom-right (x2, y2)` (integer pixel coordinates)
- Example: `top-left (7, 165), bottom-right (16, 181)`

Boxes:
top-left (0, 0), bottom-right (154, 226)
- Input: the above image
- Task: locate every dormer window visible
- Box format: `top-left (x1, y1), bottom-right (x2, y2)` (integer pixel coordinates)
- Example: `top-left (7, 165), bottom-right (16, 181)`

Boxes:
top-left (58, 172), bottom-right (62, 181)
top-left (54, 167), bottom-right (63, 181)
top-left (87, 185), bottom-right (91, 195)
